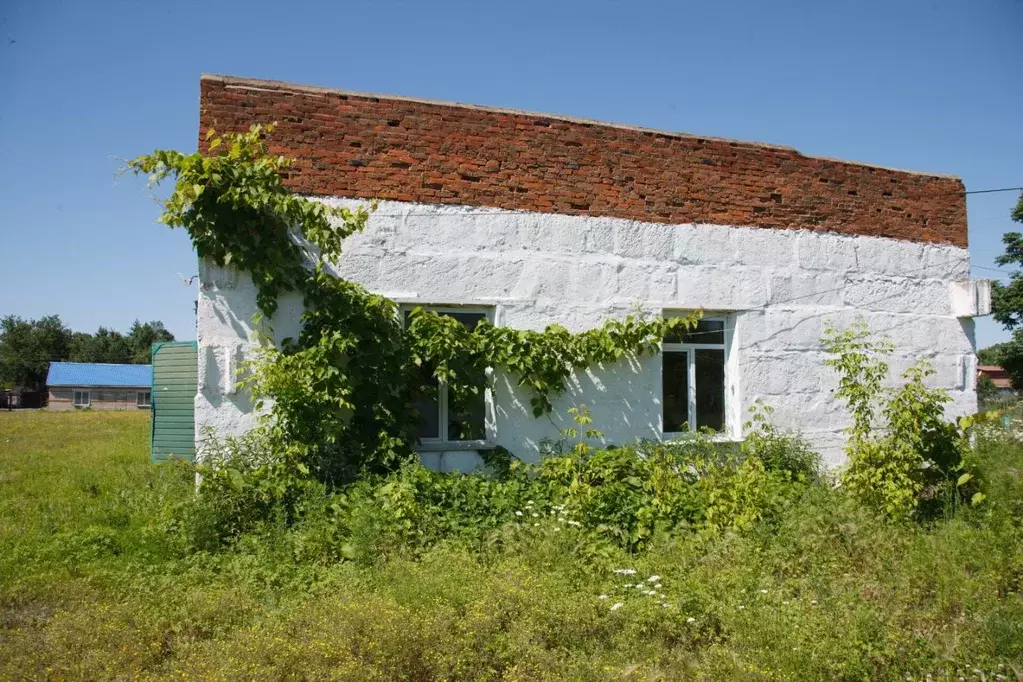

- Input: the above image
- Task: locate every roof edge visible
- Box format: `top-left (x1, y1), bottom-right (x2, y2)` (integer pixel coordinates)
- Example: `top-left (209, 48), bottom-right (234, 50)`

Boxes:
top-left (200, 74), bottom-right (962, 182)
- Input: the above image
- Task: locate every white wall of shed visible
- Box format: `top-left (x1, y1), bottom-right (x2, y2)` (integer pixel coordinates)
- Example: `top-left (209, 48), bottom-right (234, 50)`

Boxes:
top-left (195, 198), bottom-right (977, 470)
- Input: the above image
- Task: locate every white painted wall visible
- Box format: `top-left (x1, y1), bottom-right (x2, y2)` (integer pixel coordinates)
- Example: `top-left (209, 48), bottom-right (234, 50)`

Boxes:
top-left (196, 198), bottom-right (980, 469)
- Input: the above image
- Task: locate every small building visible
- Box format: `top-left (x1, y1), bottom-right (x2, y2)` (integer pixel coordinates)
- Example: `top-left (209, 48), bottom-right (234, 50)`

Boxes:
top-left (1, 387), bottom-right (43, 410)
top-left (978, 365), bottom-right (1016, 396)
top-left (195, 75), bottom-right (990, 468)
top-left (46, 362), bottom-right (152, 410)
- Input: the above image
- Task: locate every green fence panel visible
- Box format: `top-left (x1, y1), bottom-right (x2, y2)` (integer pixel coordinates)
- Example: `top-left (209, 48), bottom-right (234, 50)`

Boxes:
top-left (151, 341), bottom-right (198, 462)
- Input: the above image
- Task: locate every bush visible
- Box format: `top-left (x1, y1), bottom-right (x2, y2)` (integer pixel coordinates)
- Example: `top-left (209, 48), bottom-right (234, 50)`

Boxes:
top-left (176, 406), bottom-right (820, 563)
top-left (823, 322), bottom-right (977, 519)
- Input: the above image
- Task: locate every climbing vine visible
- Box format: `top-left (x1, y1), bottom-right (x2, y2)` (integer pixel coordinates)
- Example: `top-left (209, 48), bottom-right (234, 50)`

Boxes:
top-left (130, 126), bottom-right (699, 482)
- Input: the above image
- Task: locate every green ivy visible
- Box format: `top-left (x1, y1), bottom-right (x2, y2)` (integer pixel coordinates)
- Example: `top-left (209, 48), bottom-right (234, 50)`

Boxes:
top-left (128, 125), bottom-right (371, 317)
top-left (131, 126), bottom-right (700, 482)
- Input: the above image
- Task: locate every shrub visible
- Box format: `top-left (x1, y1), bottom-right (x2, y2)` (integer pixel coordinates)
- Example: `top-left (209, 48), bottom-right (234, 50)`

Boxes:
top-left (170, 432), bottom-right (331, 552)
top-left (823, 322), bottom-right (977, 519)
top-left (175, 406), bottom-right (822, 561)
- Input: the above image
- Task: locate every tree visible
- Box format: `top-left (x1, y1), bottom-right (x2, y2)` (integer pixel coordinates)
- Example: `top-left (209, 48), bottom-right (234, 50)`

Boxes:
top-left (976, 342), bottom-right (1011, 366)
top-left (0, 315), bottom-right (177, 391)
top-left (126, 320), bottom-right (175, 364)
top-left (989, 191), bottom-right (1023, 389)
top-left (0, 315), bottom-right (72, 390)
top-left (69, 327), bottom-right (132, 365)
top-left (977, 373), bottom-right (1000, 406)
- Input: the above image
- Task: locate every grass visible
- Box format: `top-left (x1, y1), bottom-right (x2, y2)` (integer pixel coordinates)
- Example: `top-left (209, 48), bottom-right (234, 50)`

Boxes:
top-left (1, 410), bottom-right (1022, 680)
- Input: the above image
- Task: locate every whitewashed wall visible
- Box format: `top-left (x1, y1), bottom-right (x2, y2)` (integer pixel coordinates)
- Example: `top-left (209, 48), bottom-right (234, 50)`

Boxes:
top-left (196, 199), bottom-right (980, 469)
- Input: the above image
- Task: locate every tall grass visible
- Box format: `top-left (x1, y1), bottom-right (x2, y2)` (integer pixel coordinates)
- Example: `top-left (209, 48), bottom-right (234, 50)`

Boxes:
top-left (1, 410), bottom-right (1021, 680)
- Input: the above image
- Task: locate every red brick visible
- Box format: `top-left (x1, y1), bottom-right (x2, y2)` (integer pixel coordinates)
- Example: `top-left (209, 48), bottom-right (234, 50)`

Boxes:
top-left (199, 75), bottom-right (967, 248)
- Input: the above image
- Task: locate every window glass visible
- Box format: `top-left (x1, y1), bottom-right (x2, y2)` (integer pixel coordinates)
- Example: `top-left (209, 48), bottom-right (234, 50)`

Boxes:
top-left (665, 319), bottom-right (725, 345)
top-left (662, 315), bottom-right (728, 434)
top-left (445, 311), bottom-right (487, 331)
top-left (137, 391), bottom-right (151, 407)
top-left (661, 351), bottom-right (689, 432)
top-left (448, 377), bottom-right (486, 441)
top-left (407, 308), bottom-right (489, 443)
top-left (414, 366), bottom-right (441, 440)
top-left (695, 349), bottom-right (725, 431)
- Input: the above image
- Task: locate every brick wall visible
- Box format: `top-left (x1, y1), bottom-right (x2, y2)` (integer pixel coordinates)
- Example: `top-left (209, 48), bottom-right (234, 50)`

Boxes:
top-left (198, 75), bottom-right (967, 248)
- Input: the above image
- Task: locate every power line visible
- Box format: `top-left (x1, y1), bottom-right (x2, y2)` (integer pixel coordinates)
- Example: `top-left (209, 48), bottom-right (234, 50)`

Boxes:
top-left (966, 187), bottom-right (1023, 195)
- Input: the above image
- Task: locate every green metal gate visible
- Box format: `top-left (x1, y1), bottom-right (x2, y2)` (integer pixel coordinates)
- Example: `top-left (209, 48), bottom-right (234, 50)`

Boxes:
top-left (150, 341), bottom-right (198, 462)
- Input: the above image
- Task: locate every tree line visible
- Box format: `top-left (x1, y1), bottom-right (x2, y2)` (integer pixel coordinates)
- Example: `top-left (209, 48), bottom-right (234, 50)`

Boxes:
top-left (0, 315), bottom-right (175, 390)
top-left (987, 191), bottom-right (1023, 390)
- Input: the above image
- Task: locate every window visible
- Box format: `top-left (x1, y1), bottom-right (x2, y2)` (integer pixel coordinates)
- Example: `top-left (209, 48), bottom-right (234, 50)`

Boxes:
top-left (405, 308), bottom-right (491, 444)
top-left (137, 391), bottom-right (151, 408)
top-left (72, 390), bottom-right (90, 407)
top-left (662, 318), bottom-right (727, 433)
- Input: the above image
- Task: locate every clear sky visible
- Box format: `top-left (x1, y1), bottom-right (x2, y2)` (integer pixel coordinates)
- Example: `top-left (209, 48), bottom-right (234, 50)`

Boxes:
top-left (1, 0), bottom-right (1020, 346)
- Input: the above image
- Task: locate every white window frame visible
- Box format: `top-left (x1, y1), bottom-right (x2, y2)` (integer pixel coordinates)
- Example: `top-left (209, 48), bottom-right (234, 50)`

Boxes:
top-left (137, 390), bottom-right (151, 408)
top-left (73, 390), bottom-right (90, 407)
top-left (661, 314), bottom-right (736, 439)
top-left (400, 305), bottom-right (497, 451)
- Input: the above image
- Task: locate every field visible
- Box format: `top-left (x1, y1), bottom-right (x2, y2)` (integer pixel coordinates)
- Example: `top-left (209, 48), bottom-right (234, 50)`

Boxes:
top-left (1, 410), bottom-right (1022, 681)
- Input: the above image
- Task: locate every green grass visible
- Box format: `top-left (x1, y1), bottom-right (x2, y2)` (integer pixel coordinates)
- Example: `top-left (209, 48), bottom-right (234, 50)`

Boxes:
top-left (1, 410), bottom-right (1022, 680)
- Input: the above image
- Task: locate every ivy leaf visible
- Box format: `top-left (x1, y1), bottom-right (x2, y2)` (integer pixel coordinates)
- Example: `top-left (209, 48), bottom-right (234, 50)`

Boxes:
top-left (226, 468), bottom-right (245, 493)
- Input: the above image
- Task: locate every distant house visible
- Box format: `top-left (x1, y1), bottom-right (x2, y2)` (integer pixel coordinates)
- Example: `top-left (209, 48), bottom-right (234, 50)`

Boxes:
top-left (46, 362), bottom-right (152, 410)
top-left (978, 365), bottom-right (1016, 397)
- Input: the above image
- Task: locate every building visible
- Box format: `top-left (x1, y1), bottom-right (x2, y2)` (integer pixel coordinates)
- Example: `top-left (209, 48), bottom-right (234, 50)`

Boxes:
top-left (195, 75), bottom-right (990, 469)
top-left (46, 362), bottom-right (152, 411)
top-left (978, 365), bottom-right (1016, 396)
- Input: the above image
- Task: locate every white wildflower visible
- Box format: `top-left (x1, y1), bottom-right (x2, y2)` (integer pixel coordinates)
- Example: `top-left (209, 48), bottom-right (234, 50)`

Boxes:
top-left (515, 511), bottom-right (523, 517)
top-left (533, 523), bottom-right (540, 527)
top-left (553, 527), bottom-right (561, 532)
top-left (597, 594), bottom-right (609, 600)
top-left (782, 600), bottom-right (789, 605)
top-left (527, 500), bottom-right (535, 505)
top-left (686, 617), bottom-right (696, 624)
top-left (647, 575), bottom-right (661, 583)
top-left (623, 583), bottom-right (633, 588)
top-left (653, 583), bottom-right (662, 589)
top-left (613, 568), bottom-right (637, 575)
top-left (661, 603), bottom-right (671, 608)
top-left (532, 513), bottom-right (539, 518)
top-left (760, 589), bottom-right (768, 594)
top-left (610, 602), bottom-right (624, 611)
top-left (738, 605), bottom-right (745, 610)
top-left (810, 599), bottom-right (818, 606)
top-left (567, 520), bottom-right (582, 527)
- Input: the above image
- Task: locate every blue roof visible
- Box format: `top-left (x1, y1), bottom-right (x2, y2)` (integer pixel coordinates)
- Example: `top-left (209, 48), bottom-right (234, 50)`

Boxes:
top-left (46, 362), bottom-right (152, 388)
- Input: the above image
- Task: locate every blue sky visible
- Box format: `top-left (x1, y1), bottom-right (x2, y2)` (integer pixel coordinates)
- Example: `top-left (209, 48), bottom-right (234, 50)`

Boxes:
top-left (1, 0), bottom-right (1020, 347)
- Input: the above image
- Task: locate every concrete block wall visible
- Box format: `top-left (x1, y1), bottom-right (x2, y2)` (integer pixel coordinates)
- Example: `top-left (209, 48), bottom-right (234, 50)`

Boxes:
top-left (196, 199), bottom-right (977, 469)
